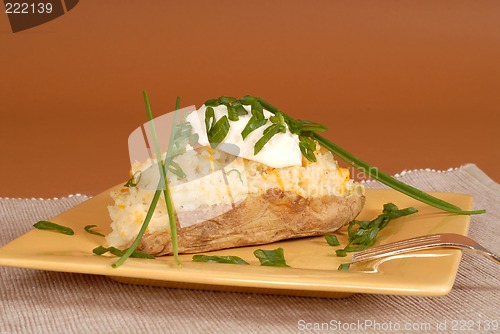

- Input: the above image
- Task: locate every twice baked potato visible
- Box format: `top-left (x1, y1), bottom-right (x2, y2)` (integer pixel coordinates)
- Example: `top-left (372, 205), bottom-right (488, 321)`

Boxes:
top-left (106, 102), bottom-right (365, 255)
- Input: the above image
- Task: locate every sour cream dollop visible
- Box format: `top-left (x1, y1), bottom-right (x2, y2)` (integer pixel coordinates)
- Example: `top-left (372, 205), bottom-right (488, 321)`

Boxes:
top-left (186, 105), bottom-right (302, 168)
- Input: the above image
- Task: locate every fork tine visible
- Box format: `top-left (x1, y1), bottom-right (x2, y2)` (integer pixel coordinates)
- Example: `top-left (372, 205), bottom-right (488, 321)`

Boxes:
top-left (350, 233), bottom-right (499, 265)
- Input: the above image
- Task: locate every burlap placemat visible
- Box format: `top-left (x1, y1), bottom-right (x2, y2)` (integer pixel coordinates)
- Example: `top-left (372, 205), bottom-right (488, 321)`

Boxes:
top-left (1, 164), bottom-right (498, 334)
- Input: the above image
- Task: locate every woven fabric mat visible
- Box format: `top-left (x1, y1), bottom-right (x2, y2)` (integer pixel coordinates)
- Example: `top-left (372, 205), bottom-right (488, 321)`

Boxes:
top-left (1, 163), bottom-right (499, 334)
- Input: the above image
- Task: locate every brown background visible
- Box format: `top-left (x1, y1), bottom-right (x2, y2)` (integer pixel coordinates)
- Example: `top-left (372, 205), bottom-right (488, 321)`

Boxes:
top-left (1, 0), bottom-right (499, 198)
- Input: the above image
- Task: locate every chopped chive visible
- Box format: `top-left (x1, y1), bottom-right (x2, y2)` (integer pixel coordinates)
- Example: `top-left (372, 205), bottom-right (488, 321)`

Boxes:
top-left (241, 116), bottom-right (268, 139)
top-left (124, 170), bottom-right (142, 188)
top-left (93, 246), bottom-right (108, 255)
top-left (250, 101), bottom-right (264, 119)
top-left (324, 234), bottom-right (340, 246)
top-left (205, 106), bottom-right (215, 134)
top-left (253, 248), bottom-right (289, 267)
top-left (338, 263), bottom-right (350, 271)
top-left (192, 255), bottom-right (249, 265)
top-left (33, 221), bottom-right (74, 235)
top-left (225, 168), bottom-right (243, 183)
top-left (343, 244), bottom-right (368, 252)
top-left (232, 101), bottom-right (248, 116)
top-left (227, 105), bottom-right (239, 121)
top-left (204, 103), bottom-right (231, 147)
top-left (204, 98), bottom-right (219, 107)
top-left (207, 115), bottom-right (230, 147)
top-left (168, 160), bottom-right (186, 179)
top-left (339, 203), bottom-right (418, 255)
top-left (218, 96), bottom-right (235, 104)
top-left (93, 246), bottom-right (155, 259)
top-left (335, 249), bottom-right (347, 257)
top-left (239, 95), bottom-right (256, 105)
top-left (298, 135), bottom-right (317, 162)
top-left (84, 225), bottom-right (104, 237)
top-left (107, 247), bottom-right (155, 259)
top-left (254, 124), bottom-right (285, 155)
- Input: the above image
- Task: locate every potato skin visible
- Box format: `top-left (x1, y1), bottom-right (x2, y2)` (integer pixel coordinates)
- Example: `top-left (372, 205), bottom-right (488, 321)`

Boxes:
top-left (137, 188), bottom-right (365, 255)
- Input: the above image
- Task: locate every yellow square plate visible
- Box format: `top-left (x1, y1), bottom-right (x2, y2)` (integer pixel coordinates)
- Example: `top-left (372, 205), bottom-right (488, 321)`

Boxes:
top-left (0, 187), bottom-right (471, 298)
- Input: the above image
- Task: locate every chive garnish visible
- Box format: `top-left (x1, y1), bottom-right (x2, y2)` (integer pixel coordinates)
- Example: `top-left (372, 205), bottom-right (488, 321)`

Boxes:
top-left (227, 105), bottom-right (239, 121)
top-left (93, 246), bottom-right (155, 259)
top-left (298, 135), bottom-right (317, 162)
top-left (162, 95), bottom-right (182, 265)
top-left (239, 95), bottom-right (257, 106)
top-left (192, 255), bottom-right (249, 265)
top-left (124, 170), bottom-right (142, 187)
top-left (113, 92), bottom-right (181, 268)
top-left (325, 234), bottom-right (340, 246)
top-left (33, 221), bottom-right (74, 235)
top-left (338, 263), bottom-right (350, 271)
top-left (205, 106), bottom-right (215, 133)
top-left (254, 123), bottom-right (286, 155)
top-left (241, 116), bottom-right (268, 140)
top-left (313, 134), bottom-right (485, 215)
top-left (84, 225), bottom-right (105, 237)
top-left (334, 203), bottom-right (417, 256)
top-left (253, 248), bottom-right (289, 267)
top-left (335, 249), bottom-right (347, 257)
top-left (167, 160), bottom-right (186, 179)
top-left (92, 245), bottom-right (109, 255)
top-left (205, 111), bottom-right (230, 148)
top-left (225, 168), bottom-right (244, 183)
top-left (113, 93), bottom-right (484, 269)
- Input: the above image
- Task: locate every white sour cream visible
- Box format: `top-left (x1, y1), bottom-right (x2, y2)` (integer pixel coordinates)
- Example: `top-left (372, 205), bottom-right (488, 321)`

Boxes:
top-left (186, 105), bottom-right (302, 168)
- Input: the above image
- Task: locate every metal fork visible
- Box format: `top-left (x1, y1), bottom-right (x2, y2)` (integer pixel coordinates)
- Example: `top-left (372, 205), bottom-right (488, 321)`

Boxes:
top-left (350, 233), bottom-right (500, 265)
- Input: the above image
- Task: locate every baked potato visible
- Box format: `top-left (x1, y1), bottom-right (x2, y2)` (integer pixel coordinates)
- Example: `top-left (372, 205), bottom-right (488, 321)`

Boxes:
top-left (106, 101), bottom-right (365, 255)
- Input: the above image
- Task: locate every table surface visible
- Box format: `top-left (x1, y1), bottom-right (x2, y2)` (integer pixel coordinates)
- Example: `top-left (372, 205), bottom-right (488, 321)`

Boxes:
top-left (1, 164), bottom-right (499, 334)
top-left (0, 1), bottom-right (499, 198)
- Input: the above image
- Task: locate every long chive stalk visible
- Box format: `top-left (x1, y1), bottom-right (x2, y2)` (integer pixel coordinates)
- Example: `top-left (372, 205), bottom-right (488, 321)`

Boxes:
top-left (256, 97), bottom-right (485, 215)
top-left (313, 134), bottom-right (485, 215)
top-left (159, 96), bottom-right (182, 265)
top-left (144, 91), bottom-right (181, 265)
top-left (113, 92), bottom-right (182, 268)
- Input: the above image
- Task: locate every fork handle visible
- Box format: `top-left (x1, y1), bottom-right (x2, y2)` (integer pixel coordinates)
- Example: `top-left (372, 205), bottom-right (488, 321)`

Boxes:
top-left (487, 254), bottom-right (500, 264)
top-left (484, 252), bottom-right (500, 264)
